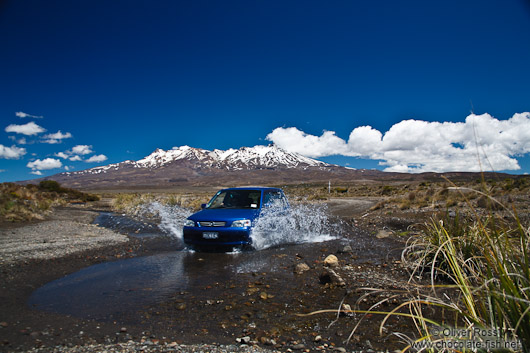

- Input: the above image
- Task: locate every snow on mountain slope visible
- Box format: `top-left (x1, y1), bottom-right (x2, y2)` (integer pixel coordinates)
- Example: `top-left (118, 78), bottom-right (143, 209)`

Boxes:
top-left (66, 145), bottom-right (331, 176)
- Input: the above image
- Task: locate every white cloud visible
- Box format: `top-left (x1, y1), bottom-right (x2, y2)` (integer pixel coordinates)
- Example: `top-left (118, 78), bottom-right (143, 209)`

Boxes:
top-left (70, 145), bottom-right (93, 155)
top-left (27, 158), bottom-right (62, 171)
top-left (265, 127), bottom-right (348, 157)
top-left (5, 122), bottom-right (46, 136)
top-left (85, 154), bottom-right (108, 163)
top-left (16, 111), bottom-right (43, 119)
top-left (30, 170), bottom-right (43, 176)
top-left (57, 145), bottom-right (102, 162)
top-left (0, 144), bottom-right (27, 159)
top-left (266, 112), bottom-right (530, 173)
top-left (42, 130), bottom-right (73, 144)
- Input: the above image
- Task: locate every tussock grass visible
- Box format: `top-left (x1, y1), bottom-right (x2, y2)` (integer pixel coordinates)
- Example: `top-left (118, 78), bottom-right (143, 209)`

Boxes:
top-left (0, 181), bottom-right (100, 222)
top-left (394, 183), bottom-right (529, 351)
top-left (303, 178), bottom-right (530, 352)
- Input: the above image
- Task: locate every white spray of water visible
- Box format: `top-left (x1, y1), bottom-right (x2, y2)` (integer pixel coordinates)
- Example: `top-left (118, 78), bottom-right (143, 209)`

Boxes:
top-left (250, 203), bottom-right (340, 250)
top-left (139, 202), bottom-right (193, 240)
top-left (139, 202), bottom-right (340, 251)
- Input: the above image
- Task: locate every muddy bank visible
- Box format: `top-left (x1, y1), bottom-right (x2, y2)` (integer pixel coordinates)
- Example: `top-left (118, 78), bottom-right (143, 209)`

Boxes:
top-left (0, 199), bottom-right (417, 352)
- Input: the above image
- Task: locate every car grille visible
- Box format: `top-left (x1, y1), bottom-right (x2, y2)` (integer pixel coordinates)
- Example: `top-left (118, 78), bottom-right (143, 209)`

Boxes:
top-left (198, 221), bottom-right (226, 227)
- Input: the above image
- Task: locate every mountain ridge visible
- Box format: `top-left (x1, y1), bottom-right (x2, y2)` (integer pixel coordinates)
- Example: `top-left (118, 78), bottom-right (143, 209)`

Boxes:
top-left (65, 144), bottom-right (334, 176)
top-left (23, 145), bottom-right (519, 190)
top-left (29, 145), bottom-right (361, 189)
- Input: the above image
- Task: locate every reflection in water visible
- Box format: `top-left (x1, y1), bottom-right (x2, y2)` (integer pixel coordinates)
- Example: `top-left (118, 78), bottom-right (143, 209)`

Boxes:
top-left (29, 252), bottom-right (222, 320)
top-left (28, 249), bottom-right (308, 320)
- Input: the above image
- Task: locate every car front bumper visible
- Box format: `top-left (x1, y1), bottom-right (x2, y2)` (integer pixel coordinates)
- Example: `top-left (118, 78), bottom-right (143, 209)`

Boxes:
top-left (183, 226), bottom-right (252, 247)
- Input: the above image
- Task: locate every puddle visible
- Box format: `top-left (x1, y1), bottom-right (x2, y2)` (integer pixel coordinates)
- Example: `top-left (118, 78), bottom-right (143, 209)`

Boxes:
top-left (27, 251), bottom-right (248, 320)
top-left (27, 244), bottom-right (341, 321)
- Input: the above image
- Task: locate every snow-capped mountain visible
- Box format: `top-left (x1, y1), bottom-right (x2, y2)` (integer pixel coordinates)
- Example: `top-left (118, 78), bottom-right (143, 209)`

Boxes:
top-left (38, 144), bottom-right (365, 189)
top-left (135, 145), bottom-right (328, 169)
top-left (69, 145), bottom-right (330, 176)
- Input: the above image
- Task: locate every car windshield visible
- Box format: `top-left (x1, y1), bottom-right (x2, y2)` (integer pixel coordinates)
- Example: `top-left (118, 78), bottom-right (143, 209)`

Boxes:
top-left (206, 190), bottom-right (261, 209)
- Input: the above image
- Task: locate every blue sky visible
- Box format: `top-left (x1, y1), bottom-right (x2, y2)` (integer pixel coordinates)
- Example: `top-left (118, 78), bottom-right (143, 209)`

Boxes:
top-left (1, 0), bottom-right (530, 181)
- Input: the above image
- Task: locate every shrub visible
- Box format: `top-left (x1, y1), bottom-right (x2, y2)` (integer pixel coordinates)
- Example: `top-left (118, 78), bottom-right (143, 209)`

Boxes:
top-left (39, 180), bottom-right (62, 192)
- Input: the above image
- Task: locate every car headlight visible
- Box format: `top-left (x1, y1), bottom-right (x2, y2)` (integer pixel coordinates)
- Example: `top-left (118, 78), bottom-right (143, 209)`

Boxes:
top-left (231, 219), bottom-right (251, 228)
top-left (184, 219), bottom-right (195, 227)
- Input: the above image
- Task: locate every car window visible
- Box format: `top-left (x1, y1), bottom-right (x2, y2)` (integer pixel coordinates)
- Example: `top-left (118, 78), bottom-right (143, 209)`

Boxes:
top-left (263, 190), bottom-right (288, 208)
top-left (207, 190), bottom-right (261, 209)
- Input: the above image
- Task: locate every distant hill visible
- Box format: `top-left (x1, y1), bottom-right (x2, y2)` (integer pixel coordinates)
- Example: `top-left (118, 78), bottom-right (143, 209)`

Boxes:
top-left (22, 145), bottom-right (520, 190)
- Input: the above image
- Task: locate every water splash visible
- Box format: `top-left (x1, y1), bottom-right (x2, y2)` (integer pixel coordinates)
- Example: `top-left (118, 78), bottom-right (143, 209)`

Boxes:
top-left (250, 203), bottom-right (340, 250)
top-left (137, 201), bottom-right (339, 251)
top-left (139, 202), bottom-right (193, 240)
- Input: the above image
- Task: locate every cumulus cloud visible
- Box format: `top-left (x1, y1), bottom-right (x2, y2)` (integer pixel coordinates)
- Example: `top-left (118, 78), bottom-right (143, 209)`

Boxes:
top-left (16, 111), bottom-right (43, 119)
top-left (70, 145), bottom-right (93, 155)
top-left (266, 112), bottom-right (530, 173)
top-left (42, 130), bottom-right (73, 144)
top-left (265, 127), bottom-right (348, 157)
top-left (5, 122), bottom-right (46, 136)
top-left (27, 158), bottom-right (63, 171)
top-left (55, 152), bottom-right (69, 159)
top-left (55, 145), bottom-right (106, 163)
top-left (69, 155), bottom-right (82, 162)
top-left (85, 154), bottom-right (108, 163)
top-left (0, 144), bottom-right (27, 159)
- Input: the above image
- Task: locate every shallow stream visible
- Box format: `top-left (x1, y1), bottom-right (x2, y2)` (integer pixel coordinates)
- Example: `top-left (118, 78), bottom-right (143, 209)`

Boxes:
top-left (28, 202), bottom-right (346, 321)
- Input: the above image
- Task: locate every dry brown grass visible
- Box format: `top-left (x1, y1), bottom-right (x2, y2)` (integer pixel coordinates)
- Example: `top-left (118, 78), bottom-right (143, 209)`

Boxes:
top-left (0, 182), bottom-right (99, 222)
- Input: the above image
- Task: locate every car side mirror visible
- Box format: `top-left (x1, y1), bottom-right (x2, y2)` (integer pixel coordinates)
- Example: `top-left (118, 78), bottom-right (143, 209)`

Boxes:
top-left (201, 203), bottom-right (207, 209)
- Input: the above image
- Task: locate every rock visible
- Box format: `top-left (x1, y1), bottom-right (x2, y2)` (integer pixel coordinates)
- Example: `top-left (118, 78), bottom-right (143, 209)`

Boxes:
top-left (338, 245), bottom-right (353, 253)
top-left (340, 303), bottom-right (353, 317)
top-left (319, 271), bottom-right (332, 284)
top-left (294, 262), bottom-right (310, 274)
top-left (334, 348), bottom-right (347, 352)
top-left (376, 229), bottom-right (391, 239)
top-left (0, 322), bottom-right (7, 328)
top-left (292, 343), bottom-right (306, 350)
top-left (241, 336), bottom-right (251, 344)
top-left (314, 335), bottom-right (322, 342)
top-left (120, 327), bottom-right (127, 333)
top-left (320, 268), bottom-right (346, 286)
top-left (260, 336), bottom-right (275, 345)
top-left (323, 254), bottom-right (339, 268)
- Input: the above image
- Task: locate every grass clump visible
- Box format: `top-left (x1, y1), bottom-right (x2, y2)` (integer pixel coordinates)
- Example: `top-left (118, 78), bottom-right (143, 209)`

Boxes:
top-left (398, 185), bottom-right (530, 351)
top-left (0, 181), bottom-right (100, 222)
top-left (303, 180), bottom-right (529, 351)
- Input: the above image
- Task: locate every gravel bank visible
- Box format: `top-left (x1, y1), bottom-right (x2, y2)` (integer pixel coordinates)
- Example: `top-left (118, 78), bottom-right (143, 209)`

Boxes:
top-left (0, 211), bottom-right (128, 265)
top-left (26, 342), bottom-right (279, 353)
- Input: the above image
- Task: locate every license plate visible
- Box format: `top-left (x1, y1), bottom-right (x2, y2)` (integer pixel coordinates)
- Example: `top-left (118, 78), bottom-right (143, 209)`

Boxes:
top-left (202, 232), bottom-right (219, 239)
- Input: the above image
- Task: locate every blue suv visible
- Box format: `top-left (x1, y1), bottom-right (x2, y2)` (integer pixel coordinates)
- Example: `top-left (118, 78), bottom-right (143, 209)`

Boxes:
top-left (183, 187), bottom-right (289, 251)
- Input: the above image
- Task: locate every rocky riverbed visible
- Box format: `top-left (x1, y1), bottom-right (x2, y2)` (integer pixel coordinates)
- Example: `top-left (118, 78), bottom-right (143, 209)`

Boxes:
top-left (0, 200), bottom-right (423, 353)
